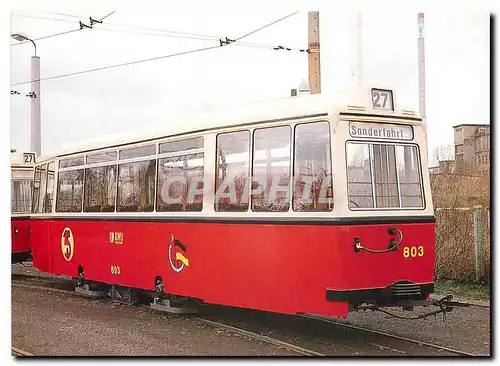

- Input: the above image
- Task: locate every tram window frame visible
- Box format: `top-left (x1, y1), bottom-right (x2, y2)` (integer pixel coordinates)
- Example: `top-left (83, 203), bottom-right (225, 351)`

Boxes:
top-left (215, 130), bottom-right (251, 212)
top-left (117, 159), bottom-right (156, 212)
top-left (35, 164), bottom-right (48, 214)
top-left (251, 125), bottom-right (292, 212)
top-left (84, 164), bottom-right (117, 212)
top-left (44, 162), bottom-right (56, 213)
top-left (346, 141), bottom-right (425, 210)
top-left (56, 169), bottom-right (85, 212)
top-left (31, 166), bottom-right (41, 213)
top-left (292, 121), bottom-right (334, 212)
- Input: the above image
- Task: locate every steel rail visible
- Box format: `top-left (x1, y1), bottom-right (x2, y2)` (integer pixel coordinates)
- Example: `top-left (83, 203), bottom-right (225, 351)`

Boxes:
top-left (11, 273), bottom-right (487, 356)
top-left (12, 347), bottom-right (34, 356)
top-left (298, 314), bottom-right (479, 356)
top-left (195, 317), bottom-right (324, 356)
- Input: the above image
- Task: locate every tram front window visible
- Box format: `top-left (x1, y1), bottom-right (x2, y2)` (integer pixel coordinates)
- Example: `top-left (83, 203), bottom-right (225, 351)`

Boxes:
top-left (11, 180), bottom-right (32, 214)
top-left (346, 142), bottom-right (423, 209)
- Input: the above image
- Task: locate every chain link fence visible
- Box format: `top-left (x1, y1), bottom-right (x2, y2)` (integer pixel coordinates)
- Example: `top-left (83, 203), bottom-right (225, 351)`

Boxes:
top-left (431, 173), bottom-right (490, 283)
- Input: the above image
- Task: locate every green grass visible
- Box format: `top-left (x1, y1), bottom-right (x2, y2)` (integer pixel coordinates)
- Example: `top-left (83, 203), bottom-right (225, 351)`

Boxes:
top-left (434, 279), bottom-right (490, 301)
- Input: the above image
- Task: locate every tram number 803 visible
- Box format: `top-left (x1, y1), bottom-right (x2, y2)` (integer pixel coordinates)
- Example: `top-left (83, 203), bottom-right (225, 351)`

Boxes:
top-left (403, 246), bottom-right (424, 258)
top-left (110, 265), bottom-right (121, 275)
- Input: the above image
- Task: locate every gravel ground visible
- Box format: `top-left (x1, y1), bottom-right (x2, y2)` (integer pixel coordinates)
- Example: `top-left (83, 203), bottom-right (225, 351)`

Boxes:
top-left (11, 285), bottom-right (297, 356)
top-left (11, 263), bottom-right (490, 356)
top-left (340, 303), bottom-right (490, 356)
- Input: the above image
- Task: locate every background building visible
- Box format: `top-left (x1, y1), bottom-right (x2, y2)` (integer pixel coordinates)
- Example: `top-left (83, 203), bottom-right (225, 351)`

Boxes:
top-left (453, 124), bottom-right (490, 175)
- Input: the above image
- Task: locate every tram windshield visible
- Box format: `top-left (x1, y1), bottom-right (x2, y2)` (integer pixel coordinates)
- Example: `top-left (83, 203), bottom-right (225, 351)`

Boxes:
top-left (11, 179), bottom-right (32, 214)
top-left (346, 142), bottom-right (424, 209)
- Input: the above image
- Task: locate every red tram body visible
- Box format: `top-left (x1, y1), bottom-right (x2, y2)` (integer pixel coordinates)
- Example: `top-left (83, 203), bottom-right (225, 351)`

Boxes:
top-left (29, 88), bottom-right (436, 317)
top-left (11, 151), bottom-right (36, 263)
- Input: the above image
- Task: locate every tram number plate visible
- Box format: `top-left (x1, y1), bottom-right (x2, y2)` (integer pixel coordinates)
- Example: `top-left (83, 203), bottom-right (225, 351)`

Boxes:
top-left (371, 89), bottom-right (393, 110)
top-left (23, 153), bottom-right (35, 164)
top-left (403, 246), bottom-right (424, 258)
top-left (110, 265), bottom-right (121, 274)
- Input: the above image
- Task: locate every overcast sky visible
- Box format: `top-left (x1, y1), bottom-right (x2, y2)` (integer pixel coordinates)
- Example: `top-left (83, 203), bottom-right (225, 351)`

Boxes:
top-left (9, 1), bottom-right (490, 166)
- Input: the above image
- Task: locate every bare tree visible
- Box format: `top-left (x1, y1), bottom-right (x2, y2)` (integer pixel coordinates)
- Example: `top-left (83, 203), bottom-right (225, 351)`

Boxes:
top-left (433, 144), bottom-right (455, 164)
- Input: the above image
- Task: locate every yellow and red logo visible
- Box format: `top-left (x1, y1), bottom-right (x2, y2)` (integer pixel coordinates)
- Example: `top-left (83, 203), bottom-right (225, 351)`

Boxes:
top-left (109, 232), bottom-right (123, 244)
top-left (169, 233), bottom-right (189, 273)
top-left (61, 227), bottom-right (74, 261)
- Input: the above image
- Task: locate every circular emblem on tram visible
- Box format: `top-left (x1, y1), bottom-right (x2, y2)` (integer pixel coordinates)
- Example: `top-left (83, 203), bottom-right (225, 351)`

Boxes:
top-left (61, 227), bottom-right (75, 262)
top-left (169, 233), bottom-right (189, 273)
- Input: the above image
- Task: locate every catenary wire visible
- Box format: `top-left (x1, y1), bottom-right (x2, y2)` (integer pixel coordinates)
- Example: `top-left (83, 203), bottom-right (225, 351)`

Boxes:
top-left (11, 12), bottom-right (305, 51)
top-left (11, 11), bottom-right (303, 86)
top-left (10, 11), bottom-right (115, 45)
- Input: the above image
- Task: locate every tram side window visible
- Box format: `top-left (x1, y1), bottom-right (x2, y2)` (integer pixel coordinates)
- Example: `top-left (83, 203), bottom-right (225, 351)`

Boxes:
top-left (31, 166), bottom-right (41, 213)
top-left (44, 162), bottom-right (55, 213)
top-left (56, 170), bottom-right (84, 212)
top-left (215, 131), bottom-right (250, 212)
top-left (251, 126), bottom-right (291, 212)
top-left (84, 165), bottom-right (117, 212)
top-left (157, 153), bottom-right (204, 212)
top-left (117, 160), bottom-right (156, 212)
top-left (293, 122), bottom-right (333, 212)
top-left (59, 156), bottom-right (84, 169)
top-left (12, 180), bottom-right (32, 214)
top-left (159, 137), bottom-right (204, 154)
top-left (346, 142), bottom-right (424, 209)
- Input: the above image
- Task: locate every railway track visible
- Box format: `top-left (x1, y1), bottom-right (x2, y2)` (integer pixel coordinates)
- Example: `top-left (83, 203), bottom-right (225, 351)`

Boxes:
top-left (298, 314), bottom-right (478, 356)
top-left (192, 318), bottom-right (323, 356)
top-left (12, 274), bottom-right (485, 356)
top-left (12, 278), bottom-right (322, 356)
top-left (12, 347), bottom-right (33, 356)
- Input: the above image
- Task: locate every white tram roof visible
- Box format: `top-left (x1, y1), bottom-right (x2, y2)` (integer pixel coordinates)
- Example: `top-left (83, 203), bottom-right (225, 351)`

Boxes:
top-left (57, 88), bottom-right (419, 157)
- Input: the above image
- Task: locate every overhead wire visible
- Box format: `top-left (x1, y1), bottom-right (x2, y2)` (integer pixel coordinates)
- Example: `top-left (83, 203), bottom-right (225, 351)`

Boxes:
top-left (10, 11), bottom-right (115, 45)
top-left (235, 11), bottom-right (299, 41)
top-left (11, 11), bottom-right (303, 87)
top-left (11, 45), bottom-right (222, 86)
top-left (11, 12), bottom-right (306, 52)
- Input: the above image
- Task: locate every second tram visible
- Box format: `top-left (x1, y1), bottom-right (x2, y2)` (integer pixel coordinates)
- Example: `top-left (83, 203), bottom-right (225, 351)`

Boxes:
top-left (11, 150), bottom-right (36, 263)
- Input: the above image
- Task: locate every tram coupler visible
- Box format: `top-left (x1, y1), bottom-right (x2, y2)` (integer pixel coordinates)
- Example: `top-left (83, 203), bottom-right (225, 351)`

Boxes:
top-left (354, 295), bottom-right (469, 321)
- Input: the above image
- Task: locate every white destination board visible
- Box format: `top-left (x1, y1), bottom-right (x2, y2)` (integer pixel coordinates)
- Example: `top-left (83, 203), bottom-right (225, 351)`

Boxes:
top-left (349, 122), bottom-right (413, 140)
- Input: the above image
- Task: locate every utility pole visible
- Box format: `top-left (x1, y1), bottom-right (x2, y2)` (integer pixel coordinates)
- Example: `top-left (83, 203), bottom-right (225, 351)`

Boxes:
top-left (11, 33), bottom-right (41, 156)
top-left (308, 11), bottom-right (321, 94)
top-left (31, 55), bottom-right (41, 157)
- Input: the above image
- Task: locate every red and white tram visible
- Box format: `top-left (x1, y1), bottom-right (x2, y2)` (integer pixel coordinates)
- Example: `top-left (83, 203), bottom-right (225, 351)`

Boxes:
top-left (29, 88), bottom-right (437, 317)
top-left (11, 150), bottom-right (36, 263)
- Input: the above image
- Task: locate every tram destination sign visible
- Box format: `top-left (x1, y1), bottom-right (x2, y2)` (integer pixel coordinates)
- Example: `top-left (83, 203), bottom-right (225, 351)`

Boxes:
top-left (349, 122), bottom-right (413, 140)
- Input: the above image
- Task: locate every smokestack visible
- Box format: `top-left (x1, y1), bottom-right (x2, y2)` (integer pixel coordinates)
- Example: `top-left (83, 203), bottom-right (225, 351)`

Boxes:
top-left (350, 11), bottom-right (362, 87)
top-left (418, 12), bottom-right (426, 121)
